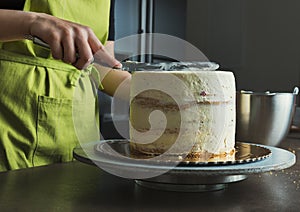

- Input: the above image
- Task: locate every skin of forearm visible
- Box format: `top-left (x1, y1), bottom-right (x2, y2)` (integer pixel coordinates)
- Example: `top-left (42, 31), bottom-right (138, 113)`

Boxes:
top-left (94, 63), bottom-right (131, 100)
top-left (102, 69), bottom-right (131, 98)
top-left (0, 9), bottom-right (36, 41)
top-left (101, 41), bottom-right (131, 100)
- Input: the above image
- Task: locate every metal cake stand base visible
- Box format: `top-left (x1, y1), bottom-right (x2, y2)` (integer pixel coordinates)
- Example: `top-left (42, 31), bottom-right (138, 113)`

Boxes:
top-left (135, 175), bottom-right (247, 192)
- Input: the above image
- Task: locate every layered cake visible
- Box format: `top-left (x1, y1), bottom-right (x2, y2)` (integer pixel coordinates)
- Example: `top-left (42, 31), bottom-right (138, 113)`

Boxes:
top-left (129, 67), bottom-right (236, 161)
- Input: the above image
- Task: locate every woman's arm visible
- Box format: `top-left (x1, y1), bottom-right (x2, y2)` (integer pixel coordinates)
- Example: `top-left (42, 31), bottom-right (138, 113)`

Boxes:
top-left (94, 63), bottom-right (131, 101)
top-left (0, 9), bottom-right (121, 70)
top-left (0, 9), bottom-right (35, 41)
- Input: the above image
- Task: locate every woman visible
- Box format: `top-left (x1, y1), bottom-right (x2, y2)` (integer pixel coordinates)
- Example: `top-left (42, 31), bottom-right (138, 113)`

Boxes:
top-left (0, 0), bottom-right (131, 171)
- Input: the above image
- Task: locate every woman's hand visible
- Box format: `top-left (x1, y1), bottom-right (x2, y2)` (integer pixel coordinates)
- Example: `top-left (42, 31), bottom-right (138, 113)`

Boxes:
top-left (0, 9), bottom-right (121, 70)
top-left (29, 13), bottom-right (121, 70)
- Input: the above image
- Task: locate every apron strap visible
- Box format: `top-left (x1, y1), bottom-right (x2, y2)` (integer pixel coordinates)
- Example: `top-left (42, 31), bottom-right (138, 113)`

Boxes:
top-left (0, 49), bottom-right (104, 89)
top-left (0, 49), bottom-right (82, 87)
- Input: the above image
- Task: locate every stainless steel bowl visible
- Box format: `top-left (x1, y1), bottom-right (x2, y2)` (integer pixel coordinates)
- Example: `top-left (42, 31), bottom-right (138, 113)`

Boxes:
top-left (236, 87), bottom-right (299, 146)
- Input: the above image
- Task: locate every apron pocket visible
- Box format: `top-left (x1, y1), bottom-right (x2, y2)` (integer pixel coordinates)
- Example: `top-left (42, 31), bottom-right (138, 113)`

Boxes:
top-left (34, 95), bottom-right (77, 166)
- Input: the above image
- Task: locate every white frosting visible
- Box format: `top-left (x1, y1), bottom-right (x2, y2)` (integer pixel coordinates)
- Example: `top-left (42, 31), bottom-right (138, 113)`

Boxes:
top-left (130, 70), bottom-right (236, 157)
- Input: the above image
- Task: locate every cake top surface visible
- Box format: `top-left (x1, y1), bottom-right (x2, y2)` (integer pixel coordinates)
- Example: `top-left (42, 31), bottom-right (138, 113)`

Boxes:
top-left (122, 61), bottom-right (219, 72)
top-left (132, 70), bottom-right (233, 75)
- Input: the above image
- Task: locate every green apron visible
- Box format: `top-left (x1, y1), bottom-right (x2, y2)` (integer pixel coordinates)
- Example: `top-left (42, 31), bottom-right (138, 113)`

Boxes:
top-left (0, 0), bottom-right (110, 171)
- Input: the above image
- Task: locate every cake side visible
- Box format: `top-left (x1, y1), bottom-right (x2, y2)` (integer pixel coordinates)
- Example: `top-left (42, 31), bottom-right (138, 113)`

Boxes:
top-left (129, 70), bottom-right (236, 161)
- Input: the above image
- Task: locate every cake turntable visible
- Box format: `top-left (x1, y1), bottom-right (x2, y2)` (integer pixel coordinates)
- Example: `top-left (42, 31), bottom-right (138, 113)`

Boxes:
top-left (73, 140), bottom-right (296, 192)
